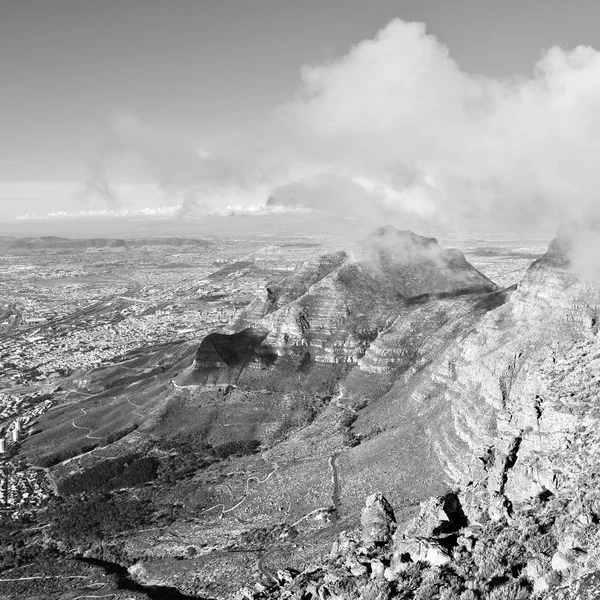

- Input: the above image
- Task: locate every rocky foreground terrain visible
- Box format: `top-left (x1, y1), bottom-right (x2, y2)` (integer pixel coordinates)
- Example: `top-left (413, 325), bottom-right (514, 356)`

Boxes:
top-left (8, 224), bottom-right (600, 599)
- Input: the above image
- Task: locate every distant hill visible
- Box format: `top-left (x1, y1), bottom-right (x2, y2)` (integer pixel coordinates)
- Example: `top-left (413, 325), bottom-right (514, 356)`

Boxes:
top-left (0, 236), bottom-right (211, 251)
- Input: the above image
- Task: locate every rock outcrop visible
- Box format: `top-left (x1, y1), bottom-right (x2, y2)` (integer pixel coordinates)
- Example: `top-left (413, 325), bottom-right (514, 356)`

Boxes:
top-left (424, 226), bottom-right (600, 520)
top-left (190, 328), bottom-right (276, 385)
top-left (360, 493), bottom-right (397, 544)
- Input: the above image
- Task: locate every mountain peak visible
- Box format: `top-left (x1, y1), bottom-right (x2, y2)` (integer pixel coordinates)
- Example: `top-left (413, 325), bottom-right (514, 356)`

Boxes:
top-left (534, 221), bottom-right (600, 275)
top-left (349, 226), bottom-right (496, 298)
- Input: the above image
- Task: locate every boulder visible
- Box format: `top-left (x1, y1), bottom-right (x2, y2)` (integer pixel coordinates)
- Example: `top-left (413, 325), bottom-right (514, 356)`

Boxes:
top-left (552, 551), bottom-right (574, 572)
top-left (360, 493), bottom-right (397, 544)
top-left (426, 543), bottom-right (452, 566)
top-left (331, 530), bottom-right (358, 558)
top-left (392, 536), bottom-right (428, 563)
top-left (405, 492), bottom-right (467, 537)
top-left (350, 563), bottom-right (368, 578)
top-left (370, 559), bottom-right (385, 579)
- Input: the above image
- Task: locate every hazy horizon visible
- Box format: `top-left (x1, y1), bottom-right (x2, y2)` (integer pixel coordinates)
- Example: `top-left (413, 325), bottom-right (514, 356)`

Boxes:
top-left (3, 1), bottom-right (600, 235)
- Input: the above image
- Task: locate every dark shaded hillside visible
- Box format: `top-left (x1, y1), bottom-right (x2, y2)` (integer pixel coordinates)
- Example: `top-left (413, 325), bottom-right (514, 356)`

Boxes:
top-left (187, 328), bottom-right (278, 385)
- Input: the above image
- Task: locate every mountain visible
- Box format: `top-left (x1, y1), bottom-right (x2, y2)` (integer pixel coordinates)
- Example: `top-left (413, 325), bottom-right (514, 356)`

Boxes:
top-left (20, 225), bottom-right (600, 599)
top-left (0, 236), bottom-right (210, 251)
top-left (230, 224), bottom-right (600, 599)
top-left (178, 225), bottom-right (496, 382)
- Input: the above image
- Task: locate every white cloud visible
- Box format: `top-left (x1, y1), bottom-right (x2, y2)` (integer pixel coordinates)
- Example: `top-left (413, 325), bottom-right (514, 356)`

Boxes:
top-left (273, 19), bottom-right (600, 230)
top-left (13, 19), bottom-right (600, 233)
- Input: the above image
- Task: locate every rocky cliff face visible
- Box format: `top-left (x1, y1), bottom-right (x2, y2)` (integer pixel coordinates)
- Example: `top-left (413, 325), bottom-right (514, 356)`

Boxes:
top-left (215, 226), bottom-right (497, 373)
top-left (191, 329), bottom-right (277, 385)
top-left (378, 225), bottom-right (600, 595)
top-left (424, 227), bottom-right (600, 515)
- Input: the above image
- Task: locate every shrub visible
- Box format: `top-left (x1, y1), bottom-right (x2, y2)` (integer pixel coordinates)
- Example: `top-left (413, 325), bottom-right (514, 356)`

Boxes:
top-left (58, 455), bottom-right (158, 495)
top-left (50, 495), bottom-right (151, 546)
top-left (487, 579), bottom-right (531, 600)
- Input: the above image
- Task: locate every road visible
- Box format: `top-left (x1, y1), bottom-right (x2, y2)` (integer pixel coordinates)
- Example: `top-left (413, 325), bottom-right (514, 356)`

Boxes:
top-left (257, 451), bottom-right (342, 584)
top-left (329, 452), bottom-right (341, 525)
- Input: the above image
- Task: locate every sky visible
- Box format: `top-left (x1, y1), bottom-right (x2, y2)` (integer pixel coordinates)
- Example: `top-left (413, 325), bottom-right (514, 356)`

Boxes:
top-left (2, 0), bottom-right (600, 229)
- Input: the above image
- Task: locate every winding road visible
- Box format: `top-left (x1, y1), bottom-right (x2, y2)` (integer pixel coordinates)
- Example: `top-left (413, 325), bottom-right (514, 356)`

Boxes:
top-left (200, 462), bottom-right (279, 517)
top-left (71, 407), bottom-right (102, 440)
top-left (257, 451), bottom-right (342, 584)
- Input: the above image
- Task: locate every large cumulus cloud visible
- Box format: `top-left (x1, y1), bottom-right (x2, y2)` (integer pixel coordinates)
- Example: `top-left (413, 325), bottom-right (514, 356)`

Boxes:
top-left (76, 19), bottom-right (600, 232)
top-left (274, 19), bottom-right (600, 230)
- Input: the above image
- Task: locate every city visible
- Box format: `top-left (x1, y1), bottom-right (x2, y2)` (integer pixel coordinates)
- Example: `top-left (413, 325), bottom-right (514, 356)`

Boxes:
top-left (0, 235), bottom-right (321, 514)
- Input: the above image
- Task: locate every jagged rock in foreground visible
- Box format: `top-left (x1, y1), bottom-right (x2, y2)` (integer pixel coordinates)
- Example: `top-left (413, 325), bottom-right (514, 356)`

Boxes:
top-left (235, 488), bottom-right (598, 599)
top-left (360, 492), bottom-right (397, 544)
top-left (235, 492), bottom-right (537, 599)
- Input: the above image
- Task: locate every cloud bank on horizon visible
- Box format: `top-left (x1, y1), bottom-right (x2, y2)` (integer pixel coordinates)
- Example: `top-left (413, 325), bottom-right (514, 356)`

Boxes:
top-left (9, 19), bottom-right (600, 232)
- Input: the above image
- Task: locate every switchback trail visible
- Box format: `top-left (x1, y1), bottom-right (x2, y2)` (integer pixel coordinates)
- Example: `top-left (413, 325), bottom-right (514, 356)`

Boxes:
top-left (200, 462), bottom-right (279, 517)
top-left (257, 451), bottom-right (343, 584)
top-left (71, 407), bottom-right (102, 440)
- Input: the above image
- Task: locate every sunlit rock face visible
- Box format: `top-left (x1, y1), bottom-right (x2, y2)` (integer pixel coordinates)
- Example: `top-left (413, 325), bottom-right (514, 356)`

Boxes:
top-left (515, 224), bottom-right (600, 329)
top-left (423, 225), bottom-right (600, 524)
top-left (233, 226), bottom-right (497, 367)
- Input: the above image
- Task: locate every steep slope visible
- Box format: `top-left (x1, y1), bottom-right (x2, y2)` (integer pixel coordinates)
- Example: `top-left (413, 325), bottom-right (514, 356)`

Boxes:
top-left (424, 226), bottom-right (600, 515)
top-left (352, 224), bottom-right (600, 596)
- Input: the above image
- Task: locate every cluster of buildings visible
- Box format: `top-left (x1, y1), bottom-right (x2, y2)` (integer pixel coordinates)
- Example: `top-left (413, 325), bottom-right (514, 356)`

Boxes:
top-left (0, 261), bottom-right (274, 387)
top-left (0, 465), bottom-right (51, 508)
top-left (0, 392), bottom-right (54, 427)
top-left (0, 300), bottom-right (248, 387)
top-left (0, 239), bottom-right (324, 388)
top-left (0, 397), bottom-right (54, 455)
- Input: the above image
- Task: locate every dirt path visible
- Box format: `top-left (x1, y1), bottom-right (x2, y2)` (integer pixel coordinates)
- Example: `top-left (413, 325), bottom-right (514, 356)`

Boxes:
top-left (257, 451), bottom-right (343, 584)
top-left (71, 408), bottom-right (102, 440)
top-left (200, 462), bottom-right (279, 517)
